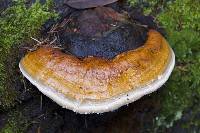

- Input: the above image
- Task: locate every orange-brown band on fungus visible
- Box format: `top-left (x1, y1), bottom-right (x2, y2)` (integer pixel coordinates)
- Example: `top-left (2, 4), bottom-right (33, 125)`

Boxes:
top-left (20, 30), bottom-right (170, 100)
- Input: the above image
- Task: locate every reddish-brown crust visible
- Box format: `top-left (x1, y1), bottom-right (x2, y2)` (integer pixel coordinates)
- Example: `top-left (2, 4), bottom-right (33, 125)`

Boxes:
top-left (21, 30), bottom-right (171, 100)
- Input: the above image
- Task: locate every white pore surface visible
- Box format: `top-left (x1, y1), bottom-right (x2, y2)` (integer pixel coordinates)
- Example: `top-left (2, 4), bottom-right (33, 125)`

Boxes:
top-left (19, 48), bottom-right (175, 114)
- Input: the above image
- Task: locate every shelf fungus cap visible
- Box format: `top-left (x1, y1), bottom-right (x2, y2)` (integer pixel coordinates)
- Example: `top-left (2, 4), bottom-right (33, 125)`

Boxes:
top-left (65, 0), bottom-right (118, 9)
top-left (19, 30), bottom-right (175, 114)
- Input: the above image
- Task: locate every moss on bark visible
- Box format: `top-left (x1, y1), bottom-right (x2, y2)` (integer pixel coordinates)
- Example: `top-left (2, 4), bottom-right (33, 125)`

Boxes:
top-left (0, 0), bottom-right (57, 110)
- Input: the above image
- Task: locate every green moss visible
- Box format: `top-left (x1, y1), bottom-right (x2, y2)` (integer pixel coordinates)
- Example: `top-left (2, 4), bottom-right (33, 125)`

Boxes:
top-left (157, 0), bottom-right (200, 31)
top-left (0, 111), bottom-right (28, 133)
top-left (129, 0), bottom-right (200, 130)
top-left (128, 0), bottom-right (168, 15)
top-left (154, 0), bottom-right (200, 129)
top-left (0, 0), bottom-right (58, 110)
top-left (150, 29), bottom-right (199, 131)
top-left (0, 45), bottom-right (17, 109)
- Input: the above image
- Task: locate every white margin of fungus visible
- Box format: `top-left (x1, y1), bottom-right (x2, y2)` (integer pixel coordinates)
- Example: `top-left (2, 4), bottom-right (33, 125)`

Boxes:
top-left (19, 48), bottom-right (175, 114)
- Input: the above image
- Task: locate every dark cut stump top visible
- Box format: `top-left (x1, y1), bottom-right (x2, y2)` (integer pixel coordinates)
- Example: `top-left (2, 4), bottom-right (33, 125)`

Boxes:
top-left (57, 6), bottom-right (148, 59)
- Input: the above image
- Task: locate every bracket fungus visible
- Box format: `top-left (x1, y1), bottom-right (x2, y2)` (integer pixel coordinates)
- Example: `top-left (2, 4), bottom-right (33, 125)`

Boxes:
top-left (19, 7), bottom-right (175, 114)
top-left (65, 0), bottom-right (118, 9)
